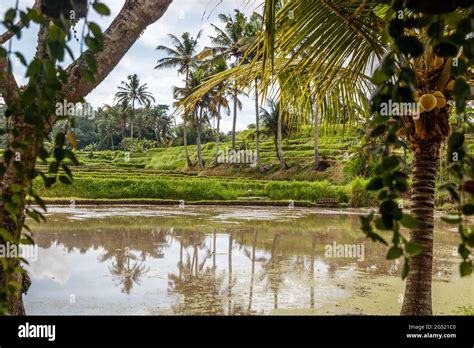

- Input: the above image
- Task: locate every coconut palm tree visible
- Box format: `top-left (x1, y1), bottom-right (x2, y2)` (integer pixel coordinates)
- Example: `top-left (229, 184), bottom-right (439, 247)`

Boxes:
top-left (253, 0), bottom-right (474, 315)
top-left (147, 105), bottom-right (173, 146)
top-left (114, 74), bottom-right (155, 140)
top-left (156, 31), bottom-right (202, 167)
top-left (208, 10), bottom-right (250, 151)
top-left (96, 110), bottom-right (119, 150)
top-left (172, 85), bottom-right (195, 165)
top-left (207, 59), bottom-right (231, 165)
top-left (185, 1), bottom-right (474, 315)
top-left (104, 102), bottom-right (129, 139)
top-left (260, 99), bottom-right (289, 170)
top-left (313, 99), bottom-right (320, 170)
top-left (240, 12), bottom-right (264, 172)
top-left (173, 64), bottom-right (212, 168)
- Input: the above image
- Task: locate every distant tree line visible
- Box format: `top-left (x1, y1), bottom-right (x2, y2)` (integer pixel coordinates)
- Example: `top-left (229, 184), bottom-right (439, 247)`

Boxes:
top-left (46, 73), bottom-right (229, 152)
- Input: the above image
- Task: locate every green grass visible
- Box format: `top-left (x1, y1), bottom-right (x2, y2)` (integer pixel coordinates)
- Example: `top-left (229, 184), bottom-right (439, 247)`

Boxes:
top-left (349, 177), bottom-right (378, 208)
top-left (144, 136), bottom-right (357, 172)
top-left (264, 180), bottom-right (348, 202)
top-left (33, 138), bottom-right (361, 204)
top-left (33, 175), bottom-right (354, 204)
top-left (23, 131), bottom-right (474, 207)
top-left (452, 306), bottom-right (474, 315)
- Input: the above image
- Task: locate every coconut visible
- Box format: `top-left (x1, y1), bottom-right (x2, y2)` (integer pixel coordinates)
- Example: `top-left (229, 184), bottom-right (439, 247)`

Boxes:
top-left (418, 102), bottom-right (426, 113)
top-left (433, 91), bottom-right (447, 108)
top-left (446, 80), bottom-right (455, 92)
top-left (419, 94), bottom-right (437, 112)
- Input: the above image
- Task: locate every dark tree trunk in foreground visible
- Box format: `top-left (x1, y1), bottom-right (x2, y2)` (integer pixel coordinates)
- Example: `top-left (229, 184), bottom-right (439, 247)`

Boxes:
top-left (0, 0), bottom-right (172, 315)
top-left (400, 94), bottom-right (450, 315)
top-left (401, 141), bottom-right (439, 315)
top-left (0, 121), bottom-right (48, 315)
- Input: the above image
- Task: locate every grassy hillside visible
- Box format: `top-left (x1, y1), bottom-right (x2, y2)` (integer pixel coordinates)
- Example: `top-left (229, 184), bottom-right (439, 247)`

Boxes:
top-left (10, 131), bottom-right (472, 207)
top-left (27, 133), bottom-right (380, 206)
top-left (64, 133), bottom-right (364, 182)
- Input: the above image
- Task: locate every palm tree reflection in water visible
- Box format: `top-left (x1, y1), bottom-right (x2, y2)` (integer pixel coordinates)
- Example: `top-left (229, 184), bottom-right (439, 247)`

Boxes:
top-left (29, 208), bottom-right (467, 316)
top-left (310, 234), bottom-right (317, 309)
top-left (92, 228), bottom-right (341, 313)
top-left (107, 247), bottom-right (149, 295)
top-left (261, 233), bottom-right (284, 310)
top-left (168, 231), bottom-right (225, 315)
top-left (93, 227), bottom-right (379, 314)
top-left (99, 229), bottom-right (168, 294)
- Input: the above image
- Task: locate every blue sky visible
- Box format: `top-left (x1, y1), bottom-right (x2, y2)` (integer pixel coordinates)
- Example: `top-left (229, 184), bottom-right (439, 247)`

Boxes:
top-left (1, 0), bottom-right (262, 132)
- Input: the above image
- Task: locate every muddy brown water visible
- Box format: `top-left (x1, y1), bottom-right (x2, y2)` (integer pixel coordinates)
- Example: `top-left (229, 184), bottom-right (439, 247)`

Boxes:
top-left (24, 205), bottom-right (472, 315)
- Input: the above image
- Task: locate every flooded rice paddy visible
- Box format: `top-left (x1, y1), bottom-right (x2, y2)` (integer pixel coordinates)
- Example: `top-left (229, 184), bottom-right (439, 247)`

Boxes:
top-left (24, 206), bottom-right (472, 315)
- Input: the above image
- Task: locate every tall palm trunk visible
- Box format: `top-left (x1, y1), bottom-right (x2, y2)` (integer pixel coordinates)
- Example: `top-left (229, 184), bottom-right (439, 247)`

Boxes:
top-left (254, 79), bottom-right (262, 172)
top-left (121, 114), bottom-right (126, 139)
top-left (232, 86), bottom-right (238, 151)
top-left (130, 99), bottom-right (135, 140)
top-left (401, 141), bottom-right (439, 315)
top-left (313, 101), bottom-right (320, 170)
top-left (154, 129), bottom-right (160, 145)
top-left (183, 117), bottom-right (191, 167)
top-left (183, 68), bottom-right (192, 167)
top-left (274, 138), bottom-right (280, 163)
top-left (195, 107), bottom-right (204, 168)
top-left (214, 104), bottom-right (221, 165)
top-left (277, 107), bottom-right (288, 170)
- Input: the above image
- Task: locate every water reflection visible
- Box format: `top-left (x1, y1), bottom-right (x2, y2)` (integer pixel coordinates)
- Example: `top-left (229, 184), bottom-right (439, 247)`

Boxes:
top-left (168, 233), bottom-right (225, 315)
top-left (23, 206), bottom-right (472, 315)
top-left (100, 229), bottom-right (169, 294)
top-left (105, 247), bottom-right (149, 295)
